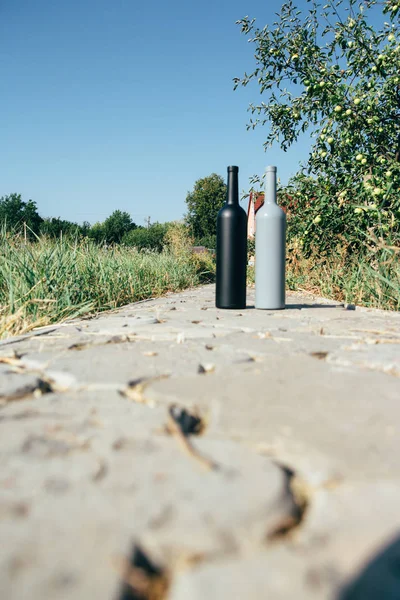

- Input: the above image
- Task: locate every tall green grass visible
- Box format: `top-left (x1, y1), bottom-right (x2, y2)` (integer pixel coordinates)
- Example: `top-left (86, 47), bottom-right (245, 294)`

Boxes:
top-left (0, 229), bottom-right (215, 338)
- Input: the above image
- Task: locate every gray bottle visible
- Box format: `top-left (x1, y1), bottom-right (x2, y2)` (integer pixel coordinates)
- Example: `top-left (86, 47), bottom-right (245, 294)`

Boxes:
top-left (255, 166), bottom-right (286, 310)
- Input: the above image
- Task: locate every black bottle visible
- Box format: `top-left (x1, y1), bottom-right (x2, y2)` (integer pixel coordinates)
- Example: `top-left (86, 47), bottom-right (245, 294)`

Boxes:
top-left (216, 166), bottom-right (247, 309)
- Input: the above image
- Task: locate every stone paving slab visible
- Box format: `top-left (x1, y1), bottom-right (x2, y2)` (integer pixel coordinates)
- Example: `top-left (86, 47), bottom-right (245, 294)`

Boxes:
top-left (0, 284), bottom-right (399, 600)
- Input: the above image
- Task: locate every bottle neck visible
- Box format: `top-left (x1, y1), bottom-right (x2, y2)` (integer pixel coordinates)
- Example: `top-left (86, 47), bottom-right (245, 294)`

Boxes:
top-left (265, 168), bottom-right (277, 204)
top-left (226, 169), bottom-right (239, 205)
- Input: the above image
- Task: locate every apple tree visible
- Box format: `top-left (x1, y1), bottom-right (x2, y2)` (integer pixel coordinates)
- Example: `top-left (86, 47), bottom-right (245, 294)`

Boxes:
top-left (234, 0), bottom-right (400, 256)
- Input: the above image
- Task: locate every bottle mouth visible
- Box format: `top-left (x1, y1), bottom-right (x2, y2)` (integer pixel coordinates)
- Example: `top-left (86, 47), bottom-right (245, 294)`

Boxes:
top-left (227, 166), bottom-right (239, 173)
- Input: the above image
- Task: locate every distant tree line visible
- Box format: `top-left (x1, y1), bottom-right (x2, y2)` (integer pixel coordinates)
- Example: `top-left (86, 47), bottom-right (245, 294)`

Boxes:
top-left (0, 193), bottom-right (170, 251)
top-left (1, 174), bottom-right (227, 252)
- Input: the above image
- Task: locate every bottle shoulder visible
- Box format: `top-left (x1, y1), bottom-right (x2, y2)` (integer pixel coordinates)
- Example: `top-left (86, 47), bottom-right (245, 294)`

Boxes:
top-left (218, 204), bottom-right (247, 217)
top-left (256, 203), bottom-right (286, 219)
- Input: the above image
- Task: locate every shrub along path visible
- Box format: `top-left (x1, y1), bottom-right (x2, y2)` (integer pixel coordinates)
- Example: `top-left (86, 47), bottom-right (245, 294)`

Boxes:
top-left (0, 284), bottom-right (399, 599)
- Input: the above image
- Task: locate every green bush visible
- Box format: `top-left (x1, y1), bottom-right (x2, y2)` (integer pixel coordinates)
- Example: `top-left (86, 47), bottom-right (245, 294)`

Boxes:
top-left (122, 223), bottom-right (170, 252)
top-left (247, 237), bottom-right (255, 260)
top-left (194, 234), bottom-right (217, 250)
top-left (280, 172), bottom-right (399, 260)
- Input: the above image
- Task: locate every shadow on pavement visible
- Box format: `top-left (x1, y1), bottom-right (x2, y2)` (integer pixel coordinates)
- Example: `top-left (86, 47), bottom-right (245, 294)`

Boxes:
top-left (286, 303), bottom-right (341, 309)
top-left (338, 534), bottom-right (400, 600)
top-left (245, 303), bottom-right (341, 310)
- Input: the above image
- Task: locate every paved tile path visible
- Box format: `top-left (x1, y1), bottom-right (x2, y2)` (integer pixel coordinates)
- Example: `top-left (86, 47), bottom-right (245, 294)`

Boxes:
top-left (1, 284), bottom-right (399, 599)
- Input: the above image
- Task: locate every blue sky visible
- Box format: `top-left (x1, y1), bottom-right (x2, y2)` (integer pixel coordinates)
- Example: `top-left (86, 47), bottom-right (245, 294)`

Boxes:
top-left (1, 0), bottom-right (312, 225)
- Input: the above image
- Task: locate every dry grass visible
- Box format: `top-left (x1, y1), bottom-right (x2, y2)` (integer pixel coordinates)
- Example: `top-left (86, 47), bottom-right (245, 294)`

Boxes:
top-left (247, 233), bottom-right (400, 311)
top-left (285, 239), bottom-right (400, 310)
